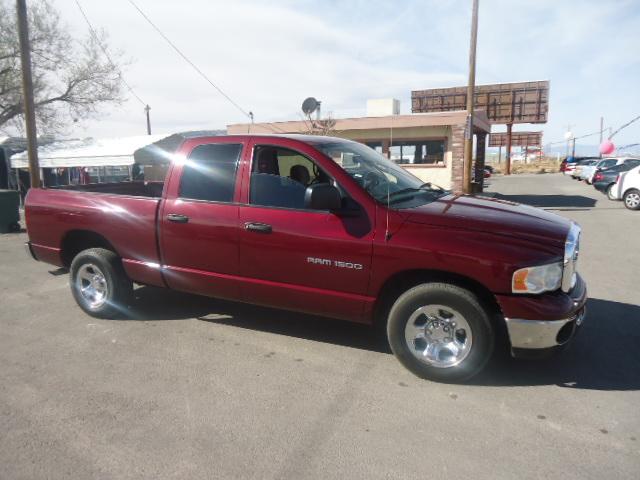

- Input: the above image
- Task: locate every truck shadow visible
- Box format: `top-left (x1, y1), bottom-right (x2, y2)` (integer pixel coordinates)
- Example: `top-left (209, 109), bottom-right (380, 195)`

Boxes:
top-left (123, 289), bottom-right (639, 391)
top-left (472, 298), bottom-right (640, 391)
top-left (493, 193), bottom-right (597, 209)
top-left (124, 286), bottom-right (389, 353)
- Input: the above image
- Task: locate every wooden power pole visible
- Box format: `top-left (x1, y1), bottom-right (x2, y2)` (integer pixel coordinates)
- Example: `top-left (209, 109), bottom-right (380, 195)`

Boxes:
top-left (463, 0), bottom-right (479, 194)
top-left (145, 105), bottom-right (151, 135)
top-left (16, 0), bottom-right (40, 188)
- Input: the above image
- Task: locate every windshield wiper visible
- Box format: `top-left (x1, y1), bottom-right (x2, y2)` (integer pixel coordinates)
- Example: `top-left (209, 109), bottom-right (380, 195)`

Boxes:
top-left (387, 182), bottom-right (444, 199)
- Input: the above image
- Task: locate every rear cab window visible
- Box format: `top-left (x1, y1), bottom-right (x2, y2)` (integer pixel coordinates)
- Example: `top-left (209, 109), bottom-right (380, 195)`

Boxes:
top-left (179, 143), bottom-right (242, 202)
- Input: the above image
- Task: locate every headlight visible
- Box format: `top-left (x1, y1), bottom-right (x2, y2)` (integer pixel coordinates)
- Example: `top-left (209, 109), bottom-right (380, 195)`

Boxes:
top-left (512, 262), bottom-right (563, 294)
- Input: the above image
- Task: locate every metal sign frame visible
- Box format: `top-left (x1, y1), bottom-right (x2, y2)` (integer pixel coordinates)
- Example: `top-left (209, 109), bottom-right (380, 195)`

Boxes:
top-left (411, 81), bottom-right (549, 125)
top-left (489, 131), bottom-right (542, 148)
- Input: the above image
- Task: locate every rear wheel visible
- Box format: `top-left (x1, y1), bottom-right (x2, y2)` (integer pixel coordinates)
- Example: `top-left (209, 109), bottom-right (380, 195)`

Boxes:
top-left (623, 189), bottom-right (640, 210)
top-left (386, 283), bottom-right (494, 383)
top-left (70, 248), bottom-right (132, 318)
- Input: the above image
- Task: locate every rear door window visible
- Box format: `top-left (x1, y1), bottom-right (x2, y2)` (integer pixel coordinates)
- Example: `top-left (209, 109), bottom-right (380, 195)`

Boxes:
top-left (179, 143), bottom-right (242, 202)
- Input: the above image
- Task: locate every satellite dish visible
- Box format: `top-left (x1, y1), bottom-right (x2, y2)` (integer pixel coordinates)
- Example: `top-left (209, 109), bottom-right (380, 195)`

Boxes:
top-left (302, 97), bottom-right (320, 116)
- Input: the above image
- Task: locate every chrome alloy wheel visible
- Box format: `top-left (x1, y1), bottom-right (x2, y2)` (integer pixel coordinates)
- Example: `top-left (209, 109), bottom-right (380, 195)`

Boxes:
top-left (404, 305), bottom-right (473, 368)
top-left (625, 192), bottom-right (640, 209)
top-left (76, 263), bottom-right (108, 309)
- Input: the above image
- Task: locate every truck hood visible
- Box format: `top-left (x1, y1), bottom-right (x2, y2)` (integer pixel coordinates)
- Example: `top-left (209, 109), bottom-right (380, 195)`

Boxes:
top-left (400, 194), bottom-right (571, 246)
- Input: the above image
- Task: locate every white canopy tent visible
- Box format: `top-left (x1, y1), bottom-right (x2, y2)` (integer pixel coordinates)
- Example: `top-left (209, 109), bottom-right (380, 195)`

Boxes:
top-left (11, 134), bottom-right (171, 169)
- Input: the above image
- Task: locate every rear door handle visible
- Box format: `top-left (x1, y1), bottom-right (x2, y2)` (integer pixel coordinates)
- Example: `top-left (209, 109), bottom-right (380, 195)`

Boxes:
top-left (166, 213), bottom-right (189, 223)
top-left (244, 222), bottom-right (272, 234)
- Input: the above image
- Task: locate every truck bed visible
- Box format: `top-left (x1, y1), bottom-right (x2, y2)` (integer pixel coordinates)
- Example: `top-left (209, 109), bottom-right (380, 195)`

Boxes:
top-left (52, 181), bottom-right (165, 198)
top-left (25, 186), bottom-right (164, 287)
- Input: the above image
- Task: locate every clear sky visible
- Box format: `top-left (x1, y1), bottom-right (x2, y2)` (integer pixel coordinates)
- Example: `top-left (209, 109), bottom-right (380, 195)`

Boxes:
top-left (53, 0), bottom-right (640, 148)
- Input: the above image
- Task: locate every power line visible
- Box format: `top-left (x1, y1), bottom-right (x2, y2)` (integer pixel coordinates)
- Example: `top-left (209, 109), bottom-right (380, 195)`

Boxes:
top-left (609, 114), bottom-right (640, 139)
top-left (545, 129), bottom-right (603, 147)
top-left (127, 0), bottom-right (252, 120)
top-left (75, 0), bottom-right (147, 107)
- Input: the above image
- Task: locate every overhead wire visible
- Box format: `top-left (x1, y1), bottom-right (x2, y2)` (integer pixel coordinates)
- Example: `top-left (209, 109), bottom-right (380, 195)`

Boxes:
top-left (609, 114), bottom-right (640, 139)
top-left (75, 0), bottom-right (147, 107)
top-left (127, 0), bottom-right (254, 122)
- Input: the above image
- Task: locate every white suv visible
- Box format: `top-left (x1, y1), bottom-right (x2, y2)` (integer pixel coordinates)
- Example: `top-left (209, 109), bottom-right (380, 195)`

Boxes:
top-left (610, 164), bottom-right (640, 210)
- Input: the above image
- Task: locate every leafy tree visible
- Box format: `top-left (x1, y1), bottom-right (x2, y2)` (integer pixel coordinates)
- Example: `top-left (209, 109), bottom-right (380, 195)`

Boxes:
top-left (0, 0), bottom-right (125, 133)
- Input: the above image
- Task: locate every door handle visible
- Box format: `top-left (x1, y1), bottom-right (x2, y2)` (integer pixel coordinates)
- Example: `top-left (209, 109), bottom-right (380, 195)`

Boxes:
top-left (244, 222), bottom-right (272, 234)
top-left (167, 213), bottom-right (189, 223)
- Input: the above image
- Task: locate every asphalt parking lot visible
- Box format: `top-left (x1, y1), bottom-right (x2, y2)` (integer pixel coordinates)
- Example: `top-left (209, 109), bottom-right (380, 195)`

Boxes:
top-left (1, 173), bottom-right (638, 479)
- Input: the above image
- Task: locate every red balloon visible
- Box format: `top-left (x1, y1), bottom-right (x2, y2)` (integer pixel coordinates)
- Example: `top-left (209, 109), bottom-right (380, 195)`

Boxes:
top-left (600, 140), bottom-right (615, 155)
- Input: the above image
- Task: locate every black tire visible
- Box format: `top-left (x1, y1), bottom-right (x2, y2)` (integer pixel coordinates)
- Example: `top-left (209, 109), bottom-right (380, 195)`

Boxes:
top-left (623, 189), bottom-right (640, 210)
top-left (387, 283), bottom-right (494, 383)
top-left (70, 248), bottom-right (132, 318)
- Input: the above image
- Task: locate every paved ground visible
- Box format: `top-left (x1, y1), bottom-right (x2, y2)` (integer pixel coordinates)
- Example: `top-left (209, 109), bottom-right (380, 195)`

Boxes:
top-left (1, 173), bottom-right (638, 479)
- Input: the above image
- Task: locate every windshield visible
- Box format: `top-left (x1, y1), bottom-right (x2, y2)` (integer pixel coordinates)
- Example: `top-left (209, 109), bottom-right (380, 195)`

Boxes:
top-left (315, 141), bottom-right (447, 207)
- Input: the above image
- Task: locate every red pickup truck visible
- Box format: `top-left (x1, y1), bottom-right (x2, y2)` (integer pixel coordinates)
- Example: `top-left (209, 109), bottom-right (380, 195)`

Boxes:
top-left (24, 134), bottom-right (587, 382)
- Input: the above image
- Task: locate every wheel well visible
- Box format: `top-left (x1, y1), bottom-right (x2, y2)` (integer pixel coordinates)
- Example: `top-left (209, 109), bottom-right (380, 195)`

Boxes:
top-left (373, 269), bottom-right (504, 331)
top-left (60, 230), bottom-right (118, 268)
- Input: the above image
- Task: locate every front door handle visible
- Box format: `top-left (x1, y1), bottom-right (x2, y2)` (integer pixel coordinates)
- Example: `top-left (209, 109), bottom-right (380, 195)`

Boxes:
top-left (244, 222), bottom-right (272, 234)
top-left (167, 213), bottom-right (189, 223)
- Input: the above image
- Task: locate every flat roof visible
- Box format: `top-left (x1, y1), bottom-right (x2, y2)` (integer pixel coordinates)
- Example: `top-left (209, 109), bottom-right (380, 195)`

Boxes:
top-left (228, 110), bottom-right (491, 135)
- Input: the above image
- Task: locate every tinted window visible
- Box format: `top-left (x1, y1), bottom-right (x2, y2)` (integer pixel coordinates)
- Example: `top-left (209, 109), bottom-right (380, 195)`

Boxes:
top-left (600, 159), bottom-right (617, 168)
top-left (249, 146), bottom-right (331, 209)
top-left (179, 143), bottom-right (241, 202)
top-left (622, 160), bottom-right (640, 170)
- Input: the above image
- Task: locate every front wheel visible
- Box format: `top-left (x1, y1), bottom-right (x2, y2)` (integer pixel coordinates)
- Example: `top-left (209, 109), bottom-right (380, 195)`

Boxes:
top-left (624, 189), bottom-right (640, 210)
top-left (387, 283), bottom-right (495, 382)
top-left (606, 184), bottom-right (616, 200)
top-left (70, 248), bottom-right (132, 318)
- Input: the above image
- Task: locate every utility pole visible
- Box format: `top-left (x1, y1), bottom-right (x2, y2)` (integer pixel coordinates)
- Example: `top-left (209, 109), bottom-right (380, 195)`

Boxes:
top-left (564, 124), bottom-right (574, 158)
top-left (16, 0), bottom-right (40, 188)
top-left (463, 0), bottom-right (479, 194)
top-left (599, 116), bottom-right (604, 158)
top-left (145, 105), bottom-right (151, 135)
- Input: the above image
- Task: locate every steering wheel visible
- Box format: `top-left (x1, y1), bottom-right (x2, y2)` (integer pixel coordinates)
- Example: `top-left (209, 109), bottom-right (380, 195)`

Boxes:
top-left (363, 171), bottom-right (389, 195)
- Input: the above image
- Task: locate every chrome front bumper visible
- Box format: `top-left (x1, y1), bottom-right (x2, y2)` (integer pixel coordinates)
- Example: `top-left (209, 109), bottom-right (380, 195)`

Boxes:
top-left (505, 308), bottom-right (586, 350)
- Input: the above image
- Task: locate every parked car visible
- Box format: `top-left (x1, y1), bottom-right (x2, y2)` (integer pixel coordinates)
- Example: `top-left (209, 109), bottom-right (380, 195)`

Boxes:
top-left (560, 156), bottom-right (598, 174)
top-left (609, 164), bottom-right (640, 210)
top-left (580, 157), bottom-right (638, 184)
top-left (572, 159), bottom-right (598, 179)
top-left (24, 134), bottom-right (587, 382)
top-left (484, 165), bottom-right (494, 174)
top-left (592, 160), bottom-right (640, 199)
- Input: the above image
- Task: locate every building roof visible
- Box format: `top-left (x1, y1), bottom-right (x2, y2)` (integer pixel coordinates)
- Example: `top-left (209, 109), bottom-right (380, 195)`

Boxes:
top-left (228, 110), bottom-right (491, 135)
top-left (11, 134), bottom-right (171, 169)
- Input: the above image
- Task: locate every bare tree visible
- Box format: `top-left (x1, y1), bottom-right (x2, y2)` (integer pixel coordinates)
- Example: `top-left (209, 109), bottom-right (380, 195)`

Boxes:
top-left (0, 0), bottom-right (126, 134)
top-left (302, 114), bottom-right (338, 136)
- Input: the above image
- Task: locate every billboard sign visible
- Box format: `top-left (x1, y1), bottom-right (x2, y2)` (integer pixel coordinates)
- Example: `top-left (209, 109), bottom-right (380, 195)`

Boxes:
top-left (412, 81), bottom-right (549, 125)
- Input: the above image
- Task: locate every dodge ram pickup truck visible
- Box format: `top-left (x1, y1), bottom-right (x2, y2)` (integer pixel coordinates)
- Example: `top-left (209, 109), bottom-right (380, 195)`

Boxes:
top-left (24, 134), bottom-right (587, 382)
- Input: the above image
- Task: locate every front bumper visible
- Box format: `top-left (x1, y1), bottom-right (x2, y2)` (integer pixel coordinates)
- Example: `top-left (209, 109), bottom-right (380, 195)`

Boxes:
top-left (498, 273), bottom-right (587, 357)
top-left (505, 307), bottom-right (585, 352)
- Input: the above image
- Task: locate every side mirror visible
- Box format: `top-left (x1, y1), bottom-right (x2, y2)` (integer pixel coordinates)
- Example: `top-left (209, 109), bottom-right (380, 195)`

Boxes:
top-left (304, 183), bottom-right (342, 211)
